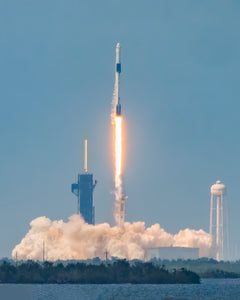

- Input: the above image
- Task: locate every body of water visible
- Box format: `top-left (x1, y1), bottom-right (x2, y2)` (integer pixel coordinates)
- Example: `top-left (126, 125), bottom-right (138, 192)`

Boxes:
top-left (0, 278), bottom-right (239, 300)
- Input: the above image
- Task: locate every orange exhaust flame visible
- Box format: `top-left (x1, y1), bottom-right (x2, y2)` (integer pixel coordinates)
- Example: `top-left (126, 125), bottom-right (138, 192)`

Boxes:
top-left (113, 115), bottom-right (126, 226)
top-left (114, 116), bottom-right (122, 189)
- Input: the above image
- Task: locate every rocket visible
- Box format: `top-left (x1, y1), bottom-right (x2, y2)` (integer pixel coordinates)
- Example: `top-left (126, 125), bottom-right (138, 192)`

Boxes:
top-left (115, 43), bottom-right (121, 116)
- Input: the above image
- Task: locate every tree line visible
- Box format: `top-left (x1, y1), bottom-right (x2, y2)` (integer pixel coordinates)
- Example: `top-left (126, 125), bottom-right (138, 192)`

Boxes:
top-left (150, 258), bottom-right (240, 278)
top-left (0, 259), bottom-right (200, 284)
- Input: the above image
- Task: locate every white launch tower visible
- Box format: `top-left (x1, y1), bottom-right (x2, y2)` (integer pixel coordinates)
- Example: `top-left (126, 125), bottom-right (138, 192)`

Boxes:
top-left (210, 180), bottom-right (226, 261)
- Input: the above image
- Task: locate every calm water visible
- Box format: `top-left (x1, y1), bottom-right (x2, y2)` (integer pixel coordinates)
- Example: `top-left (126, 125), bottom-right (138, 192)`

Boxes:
top-left (0, 279), bottom-right (240, 300)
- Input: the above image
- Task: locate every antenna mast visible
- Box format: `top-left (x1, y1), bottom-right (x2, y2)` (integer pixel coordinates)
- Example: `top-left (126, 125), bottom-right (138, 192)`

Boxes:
top-left (84, 139), bottom-right (88, 173)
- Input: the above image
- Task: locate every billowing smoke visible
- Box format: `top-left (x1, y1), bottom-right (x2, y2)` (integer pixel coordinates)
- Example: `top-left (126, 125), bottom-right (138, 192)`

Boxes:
top-left (12, 215), bottom-right (214, 261)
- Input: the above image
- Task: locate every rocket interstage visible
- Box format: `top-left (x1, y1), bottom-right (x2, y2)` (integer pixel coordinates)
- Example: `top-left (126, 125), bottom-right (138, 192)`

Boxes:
top-left (112, 43), bottom-right (126, 227)
top-left (116, 104), bottom-right (121, 116)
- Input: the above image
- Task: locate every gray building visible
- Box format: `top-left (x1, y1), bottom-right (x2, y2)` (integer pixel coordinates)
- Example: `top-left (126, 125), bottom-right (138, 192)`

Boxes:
top-left (146, 247), bottom-right (199, 261)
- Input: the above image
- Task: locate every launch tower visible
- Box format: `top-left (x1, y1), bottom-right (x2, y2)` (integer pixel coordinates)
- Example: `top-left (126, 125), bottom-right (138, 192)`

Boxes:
top-left (71, 140), bottom-right (97, 224)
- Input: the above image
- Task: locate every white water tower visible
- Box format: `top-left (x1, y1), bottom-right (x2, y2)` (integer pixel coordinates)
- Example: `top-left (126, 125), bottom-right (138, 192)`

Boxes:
top-left (210, 180), bottom-right (226, 261)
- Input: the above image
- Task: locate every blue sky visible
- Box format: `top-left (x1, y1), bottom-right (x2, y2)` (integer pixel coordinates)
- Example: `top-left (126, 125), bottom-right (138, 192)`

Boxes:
top-left (0, 1), bottom-right (240, 259)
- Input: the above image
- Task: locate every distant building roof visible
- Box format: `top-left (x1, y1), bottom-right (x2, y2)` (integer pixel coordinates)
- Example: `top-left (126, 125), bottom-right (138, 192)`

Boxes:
top-left (146, 247), bottom-right (199, 261)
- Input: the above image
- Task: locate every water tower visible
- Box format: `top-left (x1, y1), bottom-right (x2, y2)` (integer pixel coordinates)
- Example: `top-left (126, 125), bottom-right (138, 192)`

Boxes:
top-left (210, 180), bottom-right (226, 261)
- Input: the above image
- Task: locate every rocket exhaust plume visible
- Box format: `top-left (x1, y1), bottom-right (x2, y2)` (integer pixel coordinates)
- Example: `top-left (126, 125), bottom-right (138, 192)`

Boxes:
top-left (112, 43), bottom-right (126, 227)
top-left (12, 215), bottom-right (215, 261)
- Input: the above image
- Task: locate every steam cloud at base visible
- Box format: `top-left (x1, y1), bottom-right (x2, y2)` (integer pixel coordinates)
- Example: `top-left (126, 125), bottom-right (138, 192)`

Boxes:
top-left (12, 215), bottom-right (214, 261)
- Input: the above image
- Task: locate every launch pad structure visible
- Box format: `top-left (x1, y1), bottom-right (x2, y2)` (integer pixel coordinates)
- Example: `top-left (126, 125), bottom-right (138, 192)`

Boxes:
top-left (71, 140), bottom-right (97, 224)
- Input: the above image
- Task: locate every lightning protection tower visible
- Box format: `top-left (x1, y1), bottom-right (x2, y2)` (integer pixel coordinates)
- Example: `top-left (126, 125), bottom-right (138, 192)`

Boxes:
top-left (210, 180), bottom-right (226, 261)
top-left (71, 140), bottom-right (97, 224)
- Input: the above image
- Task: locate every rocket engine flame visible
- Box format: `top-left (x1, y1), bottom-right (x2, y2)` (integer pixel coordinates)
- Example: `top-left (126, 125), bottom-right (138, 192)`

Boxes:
top-left (114, 115), bottom-right (125, 226)
top-left (114, 116), bottom-right (122, 190)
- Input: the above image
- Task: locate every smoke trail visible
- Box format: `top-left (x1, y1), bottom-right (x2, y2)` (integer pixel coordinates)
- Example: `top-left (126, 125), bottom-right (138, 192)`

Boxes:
top-left (113, 115), bottom-right (126, 226)
top-left (12, 215), bottom-right (214, 261)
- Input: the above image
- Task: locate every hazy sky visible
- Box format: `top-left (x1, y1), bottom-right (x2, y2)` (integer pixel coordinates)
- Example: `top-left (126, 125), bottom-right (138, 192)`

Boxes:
top-left (1, 1), bottom-right (240, 259)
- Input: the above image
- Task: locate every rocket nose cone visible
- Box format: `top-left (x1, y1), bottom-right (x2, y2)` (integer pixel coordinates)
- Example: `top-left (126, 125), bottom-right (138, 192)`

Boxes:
top-left (116, 42), bottom-right (120, 48)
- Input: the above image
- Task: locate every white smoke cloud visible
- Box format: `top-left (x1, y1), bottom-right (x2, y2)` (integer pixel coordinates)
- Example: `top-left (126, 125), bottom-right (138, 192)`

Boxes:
top-left (12, 215), bottom-right (214, 261)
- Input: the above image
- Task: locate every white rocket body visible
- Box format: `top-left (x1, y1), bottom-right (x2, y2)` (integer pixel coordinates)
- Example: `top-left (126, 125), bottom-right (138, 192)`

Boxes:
top-left (115, 43), bottom-right (121, 116)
